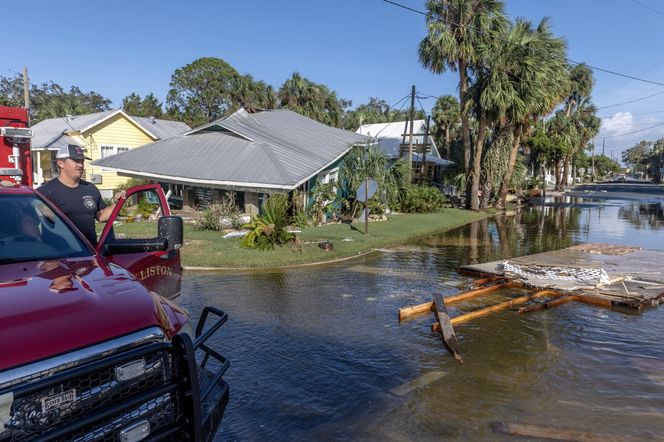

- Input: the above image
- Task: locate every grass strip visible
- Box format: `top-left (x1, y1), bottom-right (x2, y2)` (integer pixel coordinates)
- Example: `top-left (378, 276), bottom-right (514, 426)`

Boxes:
top-left (104, 208), bottom-right (488, 268)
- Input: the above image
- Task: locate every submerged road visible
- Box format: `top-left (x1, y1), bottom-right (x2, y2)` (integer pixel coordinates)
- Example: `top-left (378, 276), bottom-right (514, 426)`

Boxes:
top-left (565, 181), bottom-right (664, 200)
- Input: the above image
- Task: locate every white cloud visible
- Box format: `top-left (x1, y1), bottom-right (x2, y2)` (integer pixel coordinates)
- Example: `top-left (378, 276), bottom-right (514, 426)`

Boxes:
top-left (600, 111), bottom-right (634, 135)
top-left (597, 111), bottom-right (664, 163)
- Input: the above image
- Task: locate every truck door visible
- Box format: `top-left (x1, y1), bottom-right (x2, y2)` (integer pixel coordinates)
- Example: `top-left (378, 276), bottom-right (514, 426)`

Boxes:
top-left (96, 184), bottom-right (182, 299)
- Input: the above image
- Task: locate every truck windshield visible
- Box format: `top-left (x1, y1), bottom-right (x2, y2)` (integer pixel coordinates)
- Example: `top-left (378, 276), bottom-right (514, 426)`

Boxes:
top-left (0, 194), bottom-right (90, 263)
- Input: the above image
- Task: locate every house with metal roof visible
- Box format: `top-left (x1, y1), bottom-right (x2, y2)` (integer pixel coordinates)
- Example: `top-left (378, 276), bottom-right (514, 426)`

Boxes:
top-left (92, 108), bottom-right (370, 214)
top-left (356, 120), bottom-right (452, 184)
top-left (31, 109), bottom-right (190, 197)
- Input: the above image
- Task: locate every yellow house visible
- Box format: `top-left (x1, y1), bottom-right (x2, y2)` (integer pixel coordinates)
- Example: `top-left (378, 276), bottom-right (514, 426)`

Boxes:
top-left (31, 109), bottom-right (190, 198)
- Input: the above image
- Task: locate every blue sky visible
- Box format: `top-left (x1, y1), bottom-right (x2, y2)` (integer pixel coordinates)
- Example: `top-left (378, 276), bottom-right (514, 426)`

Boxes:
top-left (6, 0), bottom-right (664, 158)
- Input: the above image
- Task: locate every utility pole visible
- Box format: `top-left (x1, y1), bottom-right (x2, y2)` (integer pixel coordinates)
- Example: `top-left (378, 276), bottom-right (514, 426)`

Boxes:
top-left (602, 138), bottom-right (605, 157)
top-left (22, 67), bottom-right (30, 126)
top-left (407, 85), bottom-right (416, 182)
top-left (591, 139), bottom-right (595, 182)
top-left (421, 114), bottom-right (431, 183)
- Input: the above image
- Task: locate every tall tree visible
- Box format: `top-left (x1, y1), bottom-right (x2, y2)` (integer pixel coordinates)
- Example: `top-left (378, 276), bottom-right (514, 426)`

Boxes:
top-left (277, 72), bottom-right (342, 127)
top-left (495, 17), bottom-right (569, 208)
top-left (167, 57), bottom-right (241, 127)
top-left (431, 95), bottom-right (460, 158)
top-left (1, 74), bottom-right (112, 122)
top-left (419, 0), bottom-right (507, 208)
top-left (122, 92), bottom-right (164, 117)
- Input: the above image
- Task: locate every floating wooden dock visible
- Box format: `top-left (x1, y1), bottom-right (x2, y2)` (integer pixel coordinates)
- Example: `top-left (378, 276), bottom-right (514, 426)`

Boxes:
top-left (460, 243), bottom-right (664, 309)
top-left (399, 243), bottom-right (664, 360)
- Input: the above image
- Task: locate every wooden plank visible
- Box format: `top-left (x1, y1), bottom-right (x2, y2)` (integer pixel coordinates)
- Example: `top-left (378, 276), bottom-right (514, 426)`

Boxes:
top-left (432, 290), bottom-right (556, 331)
top-left (576, 294), bottom-right (613, 308)
top-left (432, 293), bottom-right (463, 362)
top-left (399, 282), bottom-right (521, 321)
top-left (457, 267), bottom-right (500, 278)
top-left (490, 421), bottom-right (645, 442)
top-left (472, 275), bottom-right (505, 286)
top-left (518, 295), bottom-right (578, 313)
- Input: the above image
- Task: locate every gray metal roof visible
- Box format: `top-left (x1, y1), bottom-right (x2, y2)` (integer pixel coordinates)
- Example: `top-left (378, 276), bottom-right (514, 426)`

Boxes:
top-left (130, 116), bottom-right (190, 140)
top-left (31, 110), bottom-right (190, 149)
top-left (92, 108), bottom-right (370, 191)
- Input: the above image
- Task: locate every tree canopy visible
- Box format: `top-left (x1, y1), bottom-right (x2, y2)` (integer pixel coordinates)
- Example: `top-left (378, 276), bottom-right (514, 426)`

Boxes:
top-left (122, 92), bottom-right (164, 118)
top-left (166, 57), bottom-right (241, 127)
top-left (0, 73), bottom-right (111, 123)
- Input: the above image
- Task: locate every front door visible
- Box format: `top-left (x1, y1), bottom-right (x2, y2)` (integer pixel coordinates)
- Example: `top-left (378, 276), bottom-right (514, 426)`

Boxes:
top-left (96, 184), bottom-right (182, 299)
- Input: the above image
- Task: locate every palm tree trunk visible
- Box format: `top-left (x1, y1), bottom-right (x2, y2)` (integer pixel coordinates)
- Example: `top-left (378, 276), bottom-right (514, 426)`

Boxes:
top-left (459, 60), bottom-right (473, 209)
top-left (562, 155), bottom-right (570, 188)
top-left (497, 126), bottom-right (523, 209)
top-left (470, 118), bottom-right (487, 211)
top-left (445, 126), bottom-right (450, 158)
top-left (554, 160), bottom-right (562, 191)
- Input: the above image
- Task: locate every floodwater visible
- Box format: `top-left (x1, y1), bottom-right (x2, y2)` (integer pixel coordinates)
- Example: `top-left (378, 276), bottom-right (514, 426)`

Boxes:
top-left (177, 197), bottom-right (664, 441)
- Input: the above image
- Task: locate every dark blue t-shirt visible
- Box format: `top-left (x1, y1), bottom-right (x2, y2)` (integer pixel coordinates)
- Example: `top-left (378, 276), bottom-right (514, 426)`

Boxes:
top-left (38, 179), bottom-right (107, 245)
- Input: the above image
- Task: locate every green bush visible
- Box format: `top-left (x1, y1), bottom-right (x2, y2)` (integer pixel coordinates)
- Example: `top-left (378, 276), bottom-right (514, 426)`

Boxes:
top-left (196, 192), bottom-right (243, 231)
top-left (400, 185), bottom-right (446, 213)
top-left (135, 197), bottom-right (158, 219)
top-left (290, 189), bottom-right (309, 228)
top-left (367, 197), bottom-right (385, 216)
top-left (309, 181), bottom-right (337, 225)
top-left (241, 194), bottom-right (294, 250)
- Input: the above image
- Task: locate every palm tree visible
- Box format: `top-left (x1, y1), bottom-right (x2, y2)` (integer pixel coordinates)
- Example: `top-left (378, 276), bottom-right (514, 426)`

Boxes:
top-left (431, 95), bottom-right (460, 158)
top-left (340, 145), bottom-right (410, 210)
top-left (278, 72), bottom-right (344, 126)
top-left (495, 18), bottom-right (569, 208)
top-left (562, 99), bottom-right (600, 186)
top-left (419, 0), bottom-right (507, 208)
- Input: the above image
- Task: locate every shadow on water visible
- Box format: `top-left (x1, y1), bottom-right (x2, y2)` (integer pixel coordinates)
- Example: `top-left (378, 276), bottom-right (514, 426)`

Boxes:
top-left (179, 197), bottom-right (664, 440)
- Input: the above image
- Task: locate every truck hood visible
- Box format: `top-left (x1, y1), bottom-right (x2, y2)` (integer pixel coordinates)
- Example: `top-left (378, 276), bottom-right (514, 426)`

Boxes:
top-left (0, 257), bottom-right (188, 371)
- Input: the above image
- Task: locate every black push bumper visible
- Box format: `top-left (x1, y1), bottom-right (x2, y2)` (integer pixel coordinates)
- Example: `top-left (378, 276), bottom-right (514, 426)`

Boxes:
top-left (0, 307), bottom-right (229, 442)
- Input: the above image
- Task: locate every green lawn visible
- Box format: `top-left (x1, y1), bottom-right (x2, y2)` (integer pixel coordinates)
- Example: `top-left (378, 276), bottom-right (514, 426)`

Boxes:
top-left (104, 209), bottom-right (487, 268)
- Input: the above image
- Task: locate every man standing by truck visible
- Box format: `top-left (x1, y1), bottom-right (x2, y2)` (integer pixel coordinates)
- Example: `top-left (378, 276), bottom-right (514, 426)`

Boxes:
top-left (37, 143), bottom-right (123, 246)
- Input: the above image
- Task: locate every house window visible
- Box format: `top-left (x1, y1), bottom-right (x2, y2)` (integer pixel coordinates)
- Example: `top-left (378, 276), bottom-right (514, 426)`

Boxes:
top-left (318, 167), bottom-right (339, 185)
top-left (100, 145), bottom-right (130, 171)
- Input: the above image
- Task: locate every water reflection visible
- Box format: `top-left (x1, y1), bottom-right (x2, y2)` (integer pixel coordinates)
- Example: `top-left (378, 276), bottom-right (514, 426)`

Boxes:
top-left (178, 197), bottom-right (664, 440)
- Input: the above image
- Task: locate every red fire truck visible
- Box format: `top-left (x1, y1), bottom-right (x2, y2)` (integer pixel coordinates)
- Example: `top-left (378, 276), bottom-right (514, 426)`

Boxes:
top-left (0, 107), bottom-right (229, 441)
top-left (0, 106), bottom-right (33, 187)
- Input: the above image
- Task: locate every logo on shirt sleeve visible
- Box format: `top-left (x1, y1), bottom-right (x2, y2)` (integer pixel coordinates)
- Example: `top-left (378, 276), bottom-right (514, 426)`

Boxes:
top-left (82, 195), bottom-right (96, 210)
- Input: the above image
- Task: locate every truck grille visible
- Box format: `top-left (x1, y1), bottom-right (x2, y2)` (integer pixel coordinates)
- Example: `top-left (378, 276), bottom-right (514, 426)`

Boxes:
top-left (1, 341), bottom-right (189, 441)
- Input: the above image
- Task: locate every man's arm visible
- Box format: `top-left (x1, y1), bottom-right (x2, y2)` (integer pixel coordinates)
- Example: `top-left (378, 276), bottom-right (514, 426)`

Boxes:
top-left (96, 191), bottom-right (126, 222)
top-left (96, 204), bottom-right (116, 222)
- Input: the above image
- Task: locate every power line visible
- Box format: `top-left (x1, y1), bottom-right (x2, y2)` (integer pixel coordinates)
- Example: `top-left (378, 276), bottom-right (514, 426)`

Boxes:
top-left (599, 109), bottom-right (664, 118)
top-left (382, 0), bottom-right (664, 87)
top-left (630, 0), bottom-right (664, 17)
top-left (602, 121), bottom-right (664, 138)
top-left (365, 93), bottom-right (412, 139)
top-left (597, 89), bottom-right (664, 109)
top-left (595, 58), bottom-right (664, 95)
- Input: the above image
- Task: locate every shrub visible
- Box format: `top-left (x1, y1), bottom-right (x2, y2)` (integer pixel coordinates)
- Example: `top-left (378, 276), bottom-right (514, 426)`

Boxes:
top-left (196, 192), bottom-right (243, 231)
top-left (290, 189), bottom-right (309, 228)
top-left (135, 197), bottom-right (159, 219)
top-left (241, 194), bottom-right (294, 250)
top-left (400, 184), bottom-right (446, 213)
top-left (309, 181), bottom-right (337, 225)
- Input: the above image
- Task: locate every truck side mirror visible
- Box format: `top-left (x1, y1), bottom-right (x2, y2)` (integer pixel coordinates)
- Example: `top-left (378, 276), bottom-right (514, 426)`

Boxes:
top-left (158, 216), bottom-right (183, 251)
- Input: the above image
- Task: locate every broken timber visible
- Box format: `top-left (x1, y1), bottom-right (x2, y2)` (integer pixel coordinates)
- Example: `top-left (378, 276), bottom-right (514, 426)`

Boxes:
top-left (432, 289), bottom-right (556, 332)
top-left (460, 243), bottom-right (664, 310)
top-left (399, 243), bottom-right (664, 360)
top-left (399, 281), bottom-right (522, 321)
top-left (432, 293), bottom-right (463, 362)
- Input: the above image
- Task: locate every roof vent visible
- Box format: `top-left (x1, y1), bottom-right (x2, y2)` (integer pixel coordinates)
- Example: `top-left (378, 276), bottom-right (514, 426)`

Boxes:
top-left (149, 116), bottom-right (156, 124)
